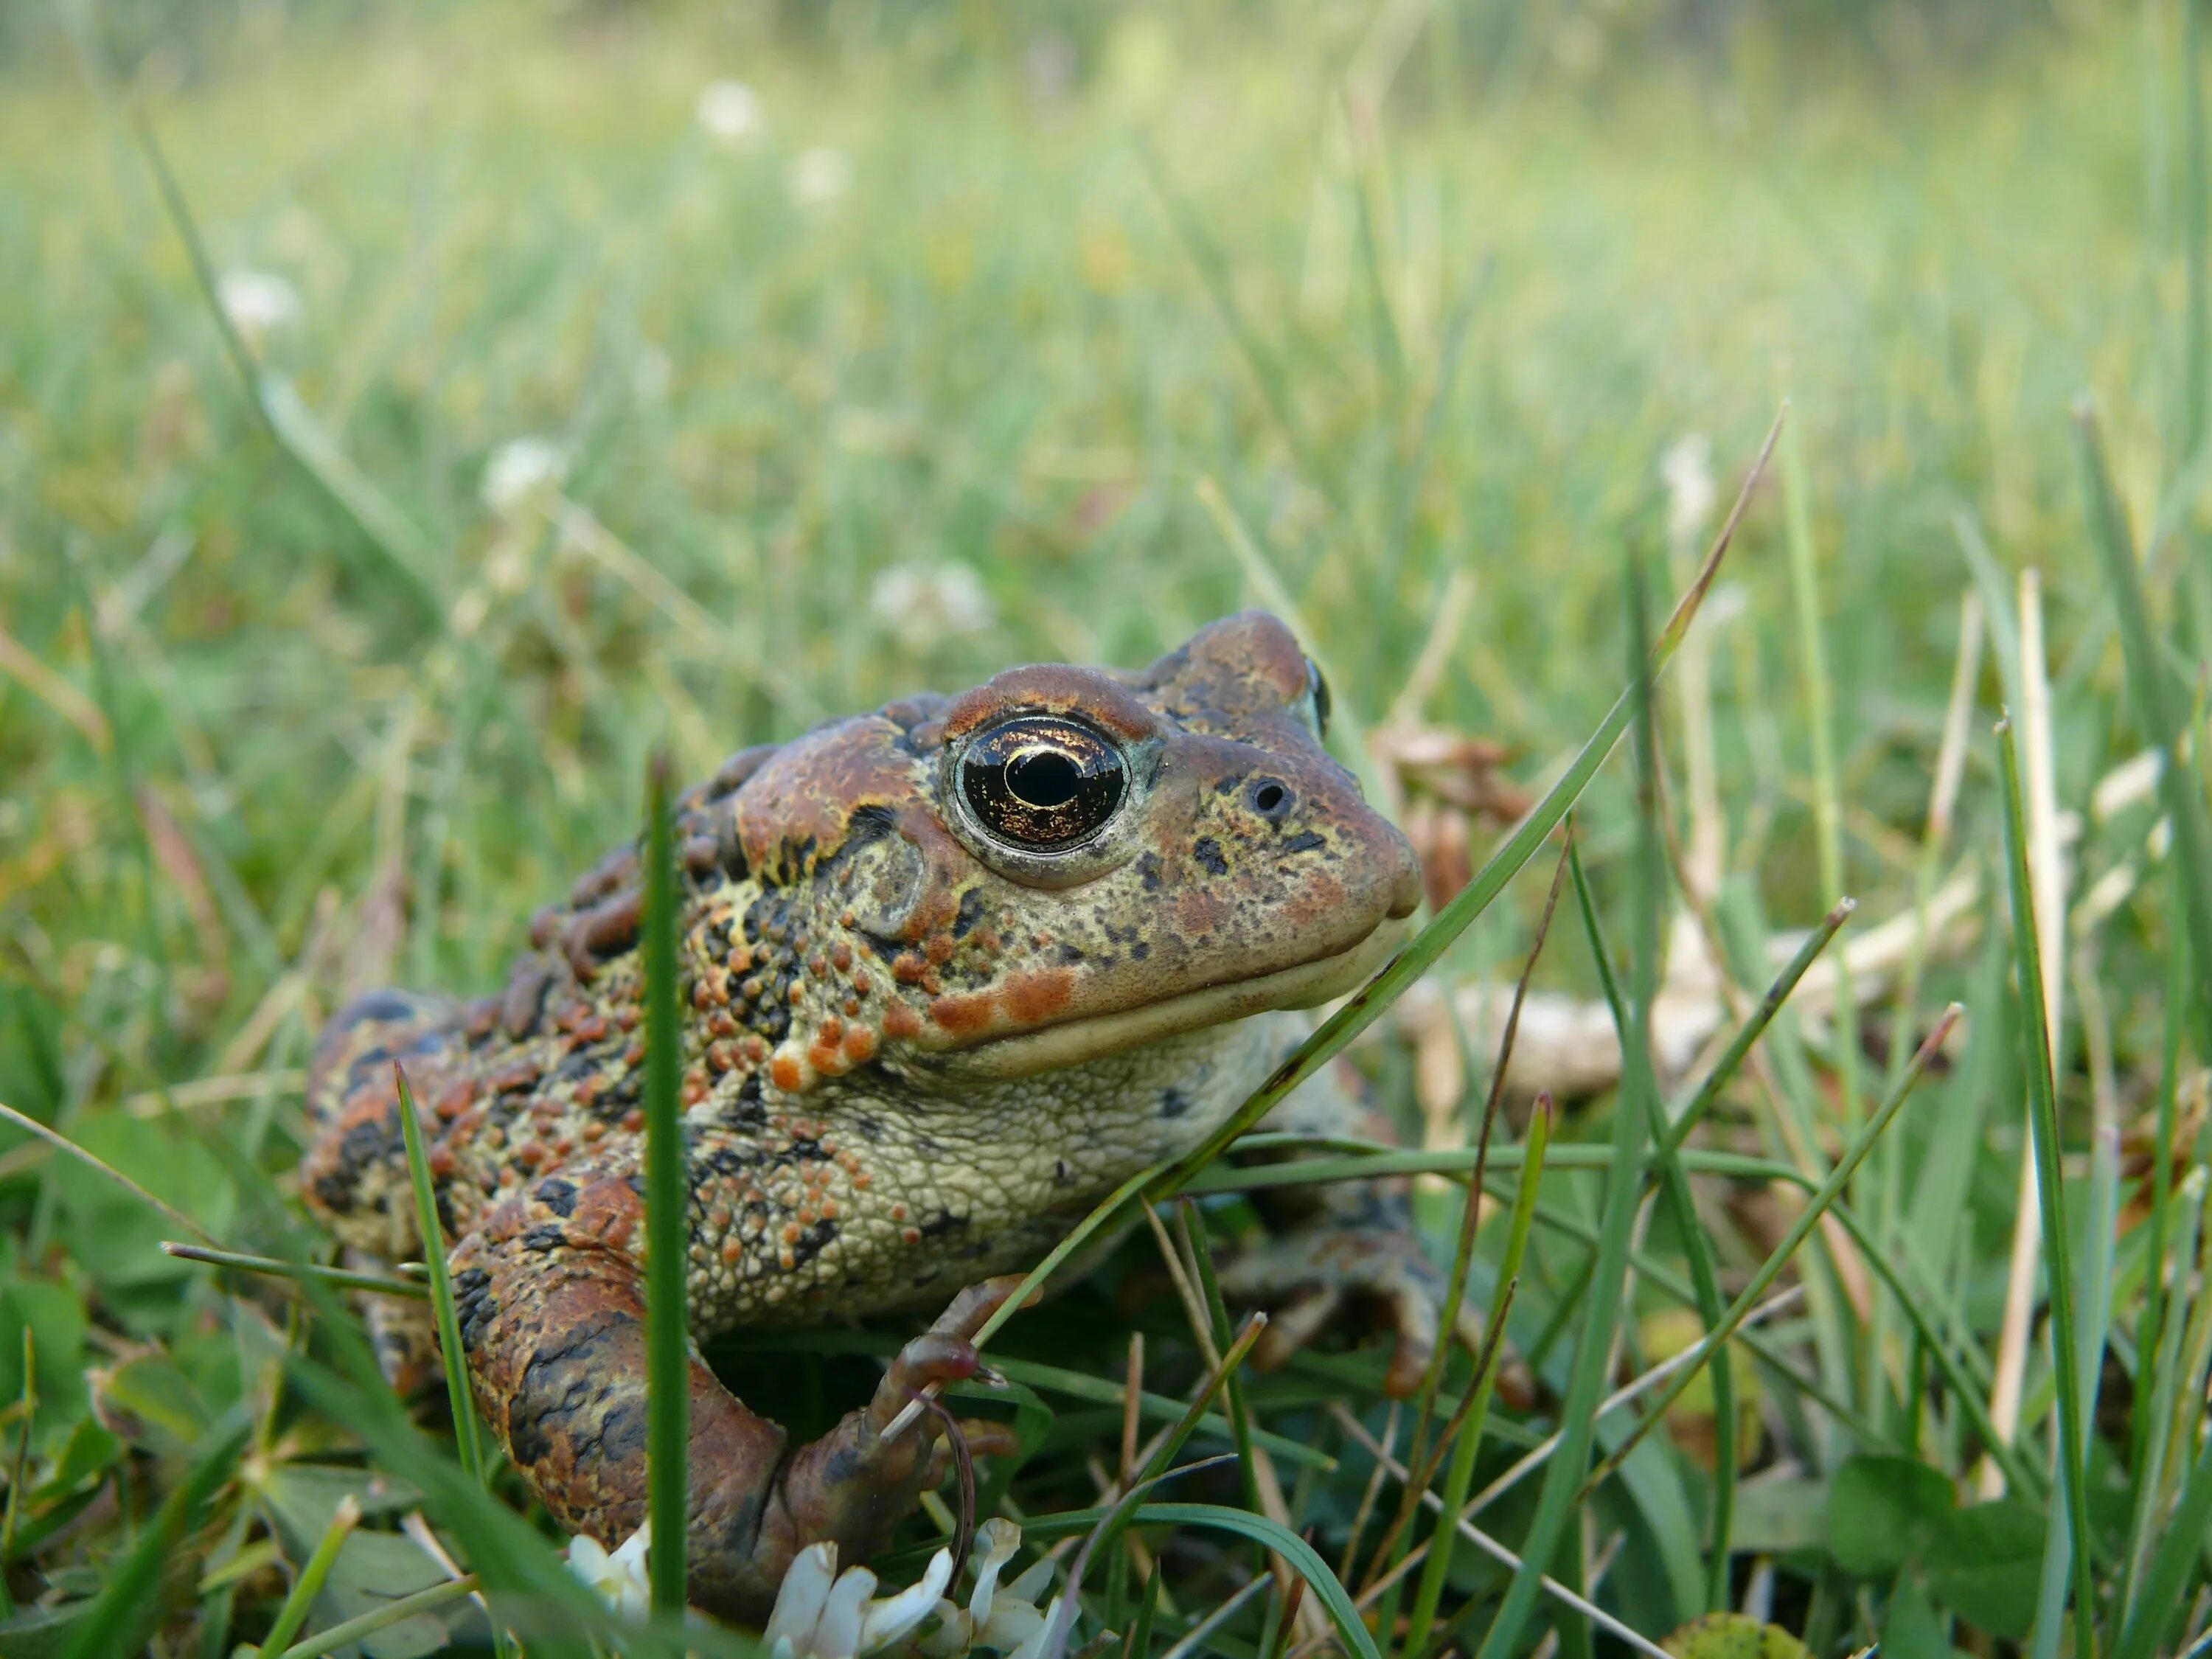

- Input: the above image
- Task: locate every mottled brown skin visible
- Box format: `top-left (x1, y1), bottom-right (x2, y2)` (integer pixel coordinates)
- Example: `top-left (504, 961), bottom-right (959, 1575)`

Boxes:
top-left (303, 611), bottom-right (1451, 1622)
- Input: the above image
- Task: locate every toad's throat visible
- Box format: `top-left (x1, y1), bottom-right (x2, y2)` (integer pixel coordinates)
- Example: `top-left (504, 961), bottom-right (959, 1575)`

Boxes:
top-left (934, 917), bottom-right (1408, 1081)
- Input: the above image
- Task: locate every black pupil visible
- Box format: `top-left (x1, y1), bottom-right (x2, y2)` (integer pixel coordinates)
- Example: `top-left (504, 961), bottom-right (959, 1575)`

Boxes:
top-left (961, 716), bottom-right (1127, 850)
top-left (1008, 748), bottom-right (1081, 808)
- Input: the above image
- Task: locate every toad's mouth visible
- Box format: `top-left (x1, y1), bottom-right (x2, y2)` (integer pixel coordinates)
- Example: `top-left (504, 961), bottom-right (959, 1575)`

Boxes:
top-left (936, 915), bottom-right (1411, 1082)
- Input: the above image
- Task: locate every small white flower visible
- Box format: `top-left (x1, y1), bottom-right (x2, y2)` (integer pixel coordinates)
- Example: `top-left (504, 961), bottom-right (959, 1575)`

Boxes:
top-left (1660, 433), bottom-right (1717, 554)
top-left (964, 1518), bottom-right (1022, 1627)
top-left (567, 1520), bottom-right (651, 1619)
top-left (215, 268), bottom-right (300, 352)
top-left (922, 1522), bottom-right (1057, 1658)
top-left (481, 437), bottom-right (568, 518)
top-left (766, 1543), bottom-right (839, 1652)
top-left (790, 146), bottom-right (853, 208)
top-left (768, 1541), bottom-right (954, 1658)
top-left (868, 561), bottom-right (994, 647)
top-left (859, 1548), bottom-right (953, 1650)
top-left (698, 79), bottom-right (767, 147)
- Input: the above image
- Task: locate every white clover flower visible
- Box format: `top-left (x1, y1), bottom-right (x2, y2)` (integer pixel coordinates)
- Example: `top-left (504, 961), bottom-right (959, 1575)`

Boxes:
top-left (215, 268), bottom-right (301, 352)
top-left (567, 1520), bottom-right (651, 1620)
top-left (921, 1521), bottom-right (1056, 1658)
top-left (1660, 433), bottom-right (1717, 554)
top-left (698, 79), bottom-right (767, 147)
top-left (790, 147), bottom-right (854, 208)
top-left (768, 1540), bottom-right (953, 1658)
top-left (868, 561), bottom-right (994, 647)
top-left (481, 437), bottom-right (568, 519)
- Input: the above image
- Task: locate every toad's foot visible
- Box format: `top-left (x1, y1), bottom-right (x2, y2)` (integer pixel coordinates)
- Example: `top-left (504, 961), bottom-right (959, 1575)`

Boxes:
top-left (1213, 1222), bottom-right (1526, 1402)
top-left (771, 1276), bottom-right (1028, 1559)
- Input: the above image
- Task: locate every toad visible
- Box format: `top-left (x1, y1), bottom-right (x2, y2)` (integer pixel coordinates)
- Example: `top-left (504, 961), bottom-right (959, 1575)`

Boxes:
top-left (304, 611), bottom-right (1468, 1621)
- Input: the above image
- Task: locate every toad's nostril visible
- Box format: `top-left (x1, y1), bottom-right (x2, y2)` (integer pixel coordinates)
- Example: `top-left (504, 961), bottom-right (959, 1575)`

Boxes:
top-left (1248, 779), bottom-right (1293, 819)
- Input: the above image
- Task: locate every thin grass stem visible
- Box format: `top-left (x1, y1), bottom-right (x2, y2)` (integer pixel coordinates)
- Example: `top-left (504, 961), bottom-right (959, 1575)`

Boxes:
top-left (393, 1066), bottom-right (485, 1486)
top-left (1401, 1100), bottom-right (1546, 1649)
top-left (1996, 719), bottom-right (2098, 1655)
top-left (161, 1241), bottom-right (428, 1301)
top-left (641, 757), bottom-right (690, 1615)
top-left (256, 1495), bottom-right (361, 1655)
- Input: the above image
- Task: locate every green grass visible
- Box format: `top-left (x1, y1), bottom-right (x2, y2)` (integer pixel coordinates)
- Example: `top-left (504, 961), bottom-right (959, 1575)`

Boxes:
top-left (4, 1), bottom-right (2212, 1654)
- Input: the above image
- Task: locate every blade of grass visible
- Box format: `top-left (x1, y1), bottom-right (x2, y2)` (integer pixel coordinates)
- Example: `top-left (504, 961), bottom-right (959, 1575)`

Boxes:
top-left (1402, 1101), bottom-right (1546, 1649)
top-left (1123, 1557), bottom-right (1164, 1659)
top-left (1474, 551), bottom-right (1666, 1659)
top-left (1656, 897), bottom-right (1857, 1168)
top-left (1174, 1202), bottom-right (1262, 1517)
top-left (1990, 570), bottom-right (2070, 1500)
top-left (2140, 935), bottom-right (2191, 1476)
top-left (1996, 717), bottom-right (2098, 1657)
top-left (2031, 1120), bottom-right (2122, 1659)
top-left (1130, 1312), bottom-right (1270, 1492)
top-left (0, 1099), bottom-right (219, 1247)
top-left (161, 1241), bottom-right (428, 1301)
top-left (393, 1065), bottom-right (486, 1489)
top-left (275, 1576), bottom-right (484, 1659)
top-left (641, 755), bottom-right (689, 1615)
top-left (256, 1495), bottom-right (361, 1656)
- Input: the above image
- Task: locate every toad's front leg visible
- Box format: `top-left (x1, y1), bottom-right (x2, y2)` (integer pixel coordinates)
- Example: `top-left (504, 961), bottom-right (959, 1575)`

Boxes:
top-left (449, 1177), bottom-right (1020, 1623)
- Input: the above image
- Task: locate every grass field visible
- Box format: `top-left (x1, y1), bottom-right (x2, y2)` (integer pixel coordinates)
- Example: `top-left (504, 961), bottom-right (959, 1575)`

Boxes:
top-left (5, 1), bottom-right (2212, 1654)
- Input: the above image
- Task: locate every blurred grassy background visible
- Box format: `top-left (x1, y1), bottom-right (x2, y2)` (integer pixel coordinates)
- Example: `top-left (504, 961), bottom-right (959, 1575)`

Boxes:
top-left (3, 0), bottom-right (2208, 1652)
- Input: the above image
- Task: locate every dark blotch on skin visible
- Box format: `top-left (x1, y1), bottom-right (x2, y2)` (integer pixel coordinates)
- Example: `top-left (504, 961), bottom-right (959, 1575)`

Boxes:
top-left (1192, 838), bottom-right (1229, 876)
top-left (953, 888), bottom-right (987, 940)
top-left (534, 1179), bottom-right (578, 1217)
top-left (790, 1218), bottom-right (839, 1267)
top-left (1279, 830), bottom-right (1327, 855)
top-left (453, 1267), bottom-right (497, 1350)
top-left (1158, 1087), bottom-right (1191, 1119)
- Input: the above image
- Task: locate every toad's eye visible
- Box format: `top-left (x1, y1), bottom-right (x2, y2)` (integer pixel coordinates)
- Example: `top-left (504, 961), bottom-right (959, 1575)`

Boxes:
top-left (1305, 658), bottom-right (1333, 738)
top-left (959, 715), bottom-right (1128, 851)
